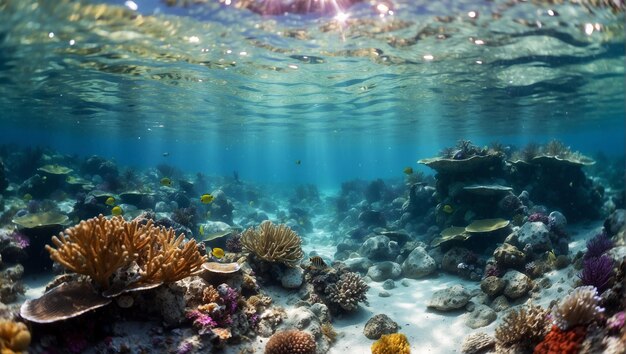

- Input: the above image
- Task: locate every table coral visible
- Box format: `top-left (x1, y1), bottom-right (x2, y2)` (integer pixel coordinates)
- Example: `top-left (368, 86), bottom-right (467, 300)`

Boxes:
top-left (371, 333), bottom-right (410, 354)
top-left (534, 325), bottom-right (586, 354)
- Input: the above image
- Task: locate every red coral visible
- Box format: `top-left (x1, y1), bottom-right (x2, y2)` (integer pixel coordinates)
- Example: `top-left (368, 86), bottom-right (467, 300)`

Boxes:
top-left (534, 325), bottom-right (586, 354)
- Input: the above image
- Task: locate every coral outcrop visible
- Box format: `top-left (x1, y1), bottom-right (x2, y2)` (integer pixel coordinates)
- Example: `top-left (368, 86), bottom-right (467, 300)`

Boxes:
top-left (241, 221), bottom-right (304, 267)
top-left (264, 329), bottom-right (316, 354)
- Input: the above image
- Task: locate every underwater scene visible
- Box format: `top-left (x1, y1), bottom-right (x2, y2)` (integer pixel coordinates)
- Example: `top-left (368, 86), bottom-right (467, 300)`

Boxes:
top-left (0, 0), bottom-right (625, 353)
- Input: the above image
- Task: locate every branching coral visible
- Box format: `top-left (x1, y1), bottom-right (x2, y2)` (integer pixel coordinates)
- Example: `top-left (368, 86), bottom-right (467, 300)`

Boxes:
top-left (371, 333), bottom-right (410, 354)
top-left (0, 320), bottom-right (31, 353)
top-left (46, 215), bottom-right (205, 290)
top-left (264, 329), bottom-right (316, 354)
top-left (551, 286), bottom-right (605, 330)
top-left (326, 272), bottom-right (369, 312)
top-left (240, 221), bottom-right (303, 267)
top-left (494, 304), bottom-right (549, 352)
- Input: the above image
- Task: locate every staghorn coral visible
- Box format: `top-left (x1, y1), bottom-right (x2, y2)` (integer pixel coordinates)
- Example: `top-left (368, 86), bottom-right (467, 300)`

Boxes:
top-left (551, 286), bottom-right (605, 330)
top-left (46, 215), bottom-right (205, 290)
top-left (326, 272), bottom-right (369, 312)
top-left (494, 304), bottom-right (550, 352)
top-left (264, 329), bottom-right (316, 354)
top-left (241, 221), bottom-right (303, 267)
top-left (534, 325), bottom-right (586, 354)
top-left (371, 333), bottom-right (410, 354)
top-left (0, 320), bottom-right (31, 353)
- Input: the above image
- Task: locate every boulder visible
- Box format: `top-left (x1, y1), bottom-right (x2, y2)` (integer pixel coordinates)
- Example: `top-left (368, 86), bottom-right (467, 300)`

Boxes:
top-left (401, 247), bottom-right (436, 279)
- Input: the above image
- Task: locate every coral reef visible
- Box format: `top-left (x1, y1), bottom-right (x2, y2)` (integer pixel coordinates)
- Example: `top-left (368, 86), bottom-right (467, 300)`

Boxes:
top-left (46, 215), bottom-right (205, 290)
top-left (241, 221), bottom-right (303, 267)
top-left (0, 320), bottom-right (31, 353)
top-left (551, 286), bottom-right (605, 330)
top-left (326, 272), bottom-right (369, 312)
top-left (494, 304), bottom-right (549, 352)
top-left (371, 333), bottom-right (411, 354)
top-left (264, 329), bottom-right (316, 354)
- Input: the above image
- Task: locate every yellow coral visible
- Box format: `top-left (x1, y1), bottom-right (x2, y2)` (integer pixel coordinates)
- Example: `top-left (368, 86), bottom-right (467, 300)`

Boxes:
top-left (0, 321), bottom-right (30, 353)
top-left (371, 333), bottom-right (410, 354)
top-left (240, 221), bottom-right (303, 267)
top-left (46, 215), bottom-right (206, 290)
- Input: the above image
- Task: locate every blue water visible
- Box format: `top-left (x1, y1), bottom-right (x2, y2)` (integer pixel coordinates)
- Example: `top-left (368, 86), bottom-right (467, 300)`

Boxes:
top-left (0, 0), bottom-right (624, 188)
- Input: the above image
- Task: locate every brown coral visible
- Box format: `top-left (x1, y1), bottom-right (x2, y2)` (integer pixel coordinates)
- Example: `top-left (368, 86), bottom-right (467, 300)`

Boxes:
top-left (495, 304), bottom-right (549, 352)
top-left (326, 272), bottom-right (369, 312)
top-left (46, 215), bottom-right (205, 290)
top-left (202, 285), bottom-right (220, 303)
top-left (264, 329), bottom-right (316, 354)
top-left (241, 221), bottom-right (303, 267)
top-left (0, 320), bottom-right (31, 353)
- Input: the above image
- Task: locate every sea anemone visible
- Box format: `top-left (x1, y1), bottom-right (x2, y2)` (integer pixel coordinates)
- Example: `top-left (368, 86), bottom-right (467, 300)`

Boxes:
top-left (578, 254), bottom-right (614, 292)
top-left (584, 231), bottom-right (614, 259)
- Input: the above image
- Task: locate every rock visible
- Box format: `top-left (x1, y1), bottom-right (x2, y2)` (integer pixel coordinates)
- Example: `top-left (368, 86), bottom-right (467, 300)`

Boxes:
top-left (281, 267), bottom-right (303, 289)
top-left (382, 279), bottom-right (395, 290)
top-left (490, 295), bottom-right (510, 312)
top-left (309, 303), bottom-right (331, 324)
top-left (548, 211), bottom-right (567, 231)
top-left (442, 247), bottom-right (474, 274)
top-left (401, 247), bottom-right (436, 279)
top-left (358, 210), bottom-right (386, 228)
top-left (465, 304), bottom-right (497, 329)
top-left (516, 222), bottom-right (552, 253)
top-left (343, 257), bottom-right (373, 272)
top-left (363, 314), bottom-right (398, 339)
top-left (493, 243), bottom-right (526, 269)
top-left (359, 236), bottom-right (399, 261)
top-left (379, 291), bottom-right (391, 297)
top-left (427, 284), bottom-right (471, 311)
top-left (604, 209), bottom-right (625, 236)
top-left (367, 261), bottom-right (402, 282)
top-left (461, 332), bottom-right (496, 354)
top-left (502, 270), bottom-right (531, 299)
top-left (480, 276), bottom-right (504, 297)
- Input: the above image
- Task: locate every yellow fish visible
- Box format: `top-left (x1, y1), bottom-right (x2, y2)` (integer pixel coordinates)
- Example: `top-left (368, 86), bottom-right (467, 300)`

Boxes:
top-left (547, 251), bottom-right (557, 264)
top-left (199, 224), bottom-right (205, 236)
top-left (160, 177), bottom-right (172, 186)
top-left (403, 167), bottom-right (413, 175)
top-left (200, 194), bottom-right (214, 204)
top-left (111, 205), bottom-right (124, 216)
top-left (105, 197), bottom-right (115, 206)
top-left (211, 247), bottom-right (225, 259)
top-left (442, 204), bottom-right (454, 214)
top-left (23, 193), bottom-right (33, 202)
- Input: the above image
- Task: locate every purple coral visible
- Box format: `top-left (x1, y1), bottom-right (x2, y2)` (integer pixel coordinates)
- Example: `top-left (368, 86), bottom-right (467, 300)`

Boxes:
top-left (578, 254), bottom-right (614, 292)
top-left (187, 310), bottom-right (217, 332)
top-left (217, 284), bottom-right (239, 313)
top-left (584, 231), bottom-right (614, 259)
top-left (527, 213), bottom-right (549, 224)
top-left (11, 231), bottom-right (30, 249)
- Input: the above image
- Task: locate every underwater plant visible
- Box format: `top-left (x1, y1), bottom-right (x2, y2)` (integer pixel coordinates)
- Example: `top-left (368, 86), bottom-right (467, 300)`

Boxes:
top-left (240, 221), bottom-right (304, 267)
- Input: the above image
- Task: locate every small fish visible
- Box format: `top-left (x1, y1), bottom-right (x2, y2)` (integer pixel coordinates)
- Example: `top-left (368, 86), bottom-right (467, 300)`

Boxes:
top-left (23, 193), bottom-right (33, 202)
top-left (547, 250), bottom-right (557, 263)
top-left (442, 204), bottom-right (454, 214)
top-left (160, 177), bottom-right (172, 186)
top-left (105, 197), bottom-right (116, 206)
top-left (309, 256), bottom-right (327, 267)
top-left (199, 224), bottom-right (205, 236)
top-left (162, 152), bottom-right (170, 157)
top-left (200, 194), bottom-right (214, 204)
top-left (211, 247), bottom-right (225, 259)
top-left (295, 160), bottom-right (301, 165)
top-left (111, 205), bottom-right (124, 216)
top-left (249, 201), bottom-right (255, 207)
top-left (403, 166), bottom-right (413, 175)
